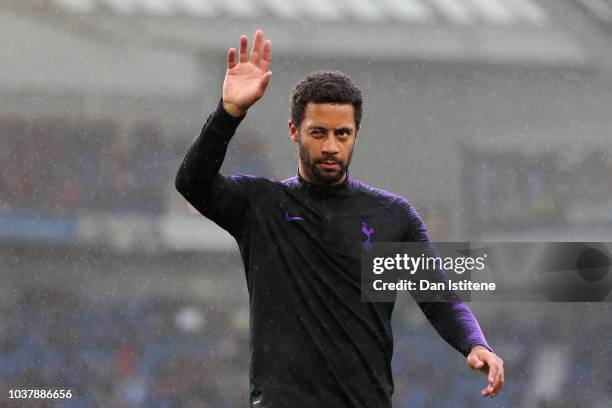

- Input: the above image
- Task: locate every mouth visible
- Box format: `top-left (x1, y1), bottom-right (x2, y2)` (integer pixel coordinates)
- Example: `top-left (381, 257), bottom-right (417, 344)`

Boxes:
top-left (318, 161), bottom-right (340, 170)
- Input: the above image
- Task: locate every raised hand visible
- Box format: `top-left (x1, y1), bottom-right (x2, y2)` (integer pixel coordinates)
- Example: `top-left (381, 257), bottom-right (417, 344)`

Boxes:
top-left (222, 29), bottom-right (272, 117)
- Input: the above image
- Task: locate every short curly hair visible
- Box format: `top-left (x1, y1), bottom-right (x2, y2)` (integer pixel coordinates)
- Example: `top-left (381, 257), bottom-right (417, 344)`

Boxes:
top-left (290, 71), bottom-right (363, 129)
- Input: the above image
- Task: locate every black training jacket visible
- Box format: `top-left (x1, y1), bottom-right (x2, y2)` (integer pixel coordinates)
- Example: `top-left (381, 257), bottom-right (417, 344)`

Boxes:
top-left (175, 98), bottom-right (493, 408)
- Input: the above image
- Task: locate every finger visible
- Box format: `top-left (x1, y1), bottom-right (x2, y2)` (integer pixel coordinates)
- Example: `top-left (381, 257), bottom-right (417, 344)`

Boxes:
top-left (259, 40), bottom-right (272, 72)
top-left (487, 361), bottom-right (497, 385)
top-left (239, 35), bottom-right (248, 63)
top-left (227, 48), bottom-right (237, 69)
top-left (492, 362), bottom-right (504, 393)
top-left (492, 365), bottom-right (501, 391)
top-left (481, 384), bottom-right (493, 397)
top-left (250, 29), bottom-right (263, 64)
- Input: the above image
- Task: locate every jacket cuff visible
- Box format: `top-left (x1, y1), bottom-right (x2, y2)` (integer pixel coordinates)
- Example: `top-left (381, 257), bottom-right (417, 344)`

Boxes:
top-left (212, 97), bottom-right (246, 127)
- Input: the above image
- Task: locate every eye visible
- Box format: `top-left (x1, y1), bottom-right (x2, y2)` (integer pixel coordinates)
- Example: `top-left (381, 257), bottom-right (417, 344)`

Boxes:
top-left (310, 130), bottom-right (325, 138)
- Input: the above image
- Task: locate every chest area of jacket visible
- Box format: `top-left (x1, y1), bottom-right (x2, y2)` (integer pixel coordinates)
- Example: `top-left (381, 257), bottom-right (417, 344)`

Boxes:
top-left (249, 192), bottom-right (405, 253)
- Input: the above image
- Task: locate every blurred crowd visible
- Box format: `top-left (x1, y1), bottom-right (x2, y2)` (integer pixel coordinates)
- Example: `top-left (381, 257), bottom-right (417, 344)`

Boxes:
top-left (0, 287), bottom-right (250, 407)
top-left (0, 286), bottom-right (610, 407)
top-left (0, 117), bottom-right (170, 216)
top-left (463, 146), bottom-right (612, 233)
top-left (0, 116), bottom-right (274, 220)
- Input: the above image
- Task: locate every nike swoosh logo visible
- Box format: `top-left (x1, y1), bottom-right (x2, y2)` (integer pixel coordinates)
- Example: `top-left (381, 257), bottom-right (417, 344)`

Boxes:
top-left (284, 211), bottom-right (304, 222)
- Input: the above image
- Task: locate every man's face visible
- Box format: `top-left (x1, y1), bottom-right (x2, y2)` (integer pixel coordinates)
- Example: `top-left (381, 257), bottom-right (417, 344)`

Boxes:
top-left (289, 102), bottom-right (358, 185)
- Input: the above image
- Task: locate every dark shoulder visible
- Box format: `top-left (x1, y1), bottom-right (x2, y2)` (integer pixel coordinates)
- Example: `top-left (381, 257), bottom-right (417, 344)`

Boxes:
top-left (225, 174), bottom-right (303, 195)
top-left (221, 173), bottom-right (278, 194)
top-left (238, 174), bottom-right (307, 197)
top-left (348, 178), bottom-right (422, 224)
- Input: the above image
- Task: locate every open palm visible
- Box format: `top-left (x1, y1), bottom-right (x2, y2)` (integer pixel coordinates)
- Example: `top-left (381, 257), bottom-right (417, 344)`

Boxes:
top-left (222, 30), bottom-right (272, 117)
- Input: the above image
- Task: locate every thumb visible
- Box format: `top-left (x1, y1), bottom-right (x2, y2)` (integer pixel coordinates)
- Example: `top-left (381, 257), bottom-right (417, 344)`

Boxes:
top-left (467, 354), bottom-right (485, 370)
top-left (260, 71), bottom-right (272, 90)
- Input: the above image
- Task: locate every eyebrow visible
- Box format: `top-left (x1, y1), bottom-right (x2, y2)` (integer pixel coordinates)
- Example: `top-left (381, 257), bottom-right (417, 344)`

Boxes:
top-left (308, 126), bottom-right (353, 133)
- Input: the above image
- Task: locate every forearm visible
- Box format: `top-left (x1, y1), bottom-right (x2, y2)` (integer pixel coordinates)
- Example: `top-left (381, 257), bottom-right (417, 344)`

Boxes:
top-left (419, 300), bottom-right (493, 357)
top-left (175, 98), bottom-right (245, 200)
top-left (404, 208), bottom-right (493, 357)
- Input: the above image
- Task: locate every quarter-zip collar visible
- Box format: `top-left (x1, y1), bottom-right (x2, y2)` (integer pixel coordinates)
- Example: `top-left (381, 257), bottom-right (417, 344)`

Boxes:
top-left (296, 166), bottom-right (351, 198)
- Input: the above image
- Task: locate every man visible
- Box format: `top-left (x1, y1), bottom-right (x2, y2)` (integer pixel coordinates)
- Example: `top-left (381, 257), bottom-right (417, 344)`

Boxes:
top-left (175, 29), bottom-right (504, 407)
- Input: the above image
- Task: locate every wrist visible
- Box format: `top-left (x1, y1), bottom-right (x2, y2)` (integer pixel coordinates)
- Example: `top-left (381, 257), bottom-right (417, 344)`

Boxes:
top-left (470, 344), bottom-right (493, 354)
top-left (221, 100), bottom-right (247, 118)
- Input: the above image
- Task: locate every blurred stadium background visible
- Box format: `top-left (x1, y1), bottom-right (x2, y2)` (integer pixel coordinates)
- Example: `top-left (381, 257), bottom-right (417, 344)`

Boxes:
top-left (1, 0), bottom-right (612, 406)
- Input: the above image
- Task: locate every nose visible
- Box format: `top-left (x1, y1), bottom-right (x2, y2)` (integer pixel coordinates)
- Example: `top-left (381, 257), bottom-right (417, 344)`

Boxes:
top-left (321, 132), bottom-right (340, 155)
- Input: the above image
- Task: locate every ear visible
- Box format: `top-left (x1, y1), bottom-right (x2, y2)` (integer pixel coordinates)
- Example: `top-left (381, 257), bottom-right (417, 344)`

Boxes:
top-left (288, 119), bottom-right (299, 143)
top-left (354, 126), bottom-right (359, 143)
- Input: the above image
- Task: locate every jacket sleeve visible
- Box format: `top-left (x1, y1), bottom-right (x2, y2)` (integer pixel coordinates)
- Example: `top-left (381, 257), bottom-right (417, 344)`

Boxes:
top-left (175, 98), bottom-right (253, 239)
top-left (404, 205), bottom-right (494, 357)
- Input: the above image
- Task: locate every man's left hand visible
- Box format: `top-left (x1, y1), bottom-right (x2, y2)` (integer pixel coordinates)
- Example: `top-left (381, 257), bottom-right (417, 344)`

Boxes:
top-left (467, 345), bottom-right (504, 397)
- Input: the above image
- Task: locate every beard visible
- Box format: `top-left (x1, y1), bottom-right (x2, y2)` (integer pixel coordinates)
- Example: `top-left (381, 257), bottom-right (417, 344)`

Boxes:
top-left (298, 142), bottom-right (353, 185)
